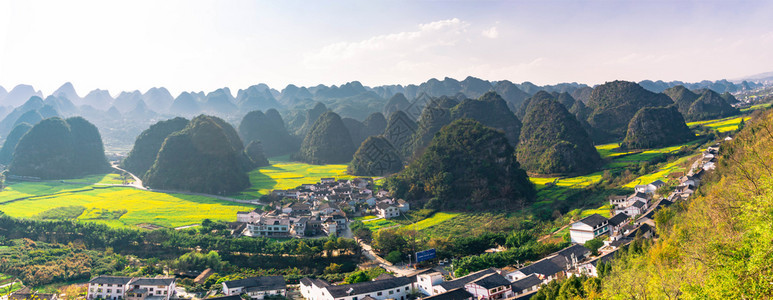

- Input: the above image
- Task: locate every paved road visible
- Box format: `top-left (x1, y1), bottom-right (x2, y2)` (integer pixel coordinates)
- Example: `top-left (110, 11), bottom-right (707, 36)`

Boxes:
top-left (358, 240), bottom-right (416, 276)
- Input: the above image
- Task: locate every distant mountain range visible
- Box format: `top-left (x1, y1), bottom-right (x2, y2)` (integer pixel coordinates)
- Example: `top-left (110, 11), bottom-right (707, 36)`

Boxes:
top-left (0, 75), bottom-right (768, 150)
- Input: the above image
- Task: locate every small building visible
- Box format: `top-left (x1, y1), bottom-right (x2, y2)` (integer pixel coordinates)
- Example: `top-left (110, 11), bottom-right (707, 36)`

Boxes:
top-left (300, 276), bottom-right (413, 300)
top-left (509, 274), bottom-right (541, 298)
top-left (87, 276), bottom-right (133, 300)
top-left (397, 199), bottom-right (410, 212)
top-left (222, 276), bottom-right (287, 300)
top-left (569, 214), bottom-right (609, 244)
top-left (420, 288), bottom-right (472, 300)
top-left (462, 273), bottom-right (513, 300)
top-left (125, 277), bottom-right (176, 300)
top-left (376, 203), bottom-right (401, 219)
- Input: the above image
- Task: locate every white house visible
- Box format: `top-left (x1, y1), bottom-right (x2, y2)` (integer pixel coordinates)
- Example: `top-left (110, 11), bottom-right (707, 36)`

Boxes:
top-left (397, 199), bottom-right (410, 212)
top-left (300, 276), bottom-right (414, 300)
top-left (237, 209), bottom-right (263, 223)
top-left (87, 276), bottom-right (132, 300)
top-left (614, 200), bottom-right (647, 217)
top-left (247, 218), bottom-right (291, 237)
top-left (415, 272), bottom-right (444, 295)
top-left (125, 278), bottom-right (176, 300)
top-left (87, 276), bottom-right (176, 300)
top-left (462, 274), bottom-right (513, 300)
top-left (222, 276), bottom-right (286, 300)
top-left (509, 274), bottom-right (542, 298)
top-left (569, 214), bottom-right (609, 244)
top-left (376, 203), bottom-right (400, 219)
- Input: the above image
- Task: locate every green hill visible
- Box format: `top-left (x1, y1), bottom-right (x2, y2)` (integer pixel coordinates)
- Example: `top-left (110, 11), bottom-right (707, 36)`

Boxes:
top-left (516, 92), bottom-right (601, 175)
top-left (238, 109), bottom-right (296, 157)
top-left (244, 140), bottom-right (270, 167)
top-left (406, 96), bottom-right (459, 159)
top-left (385, 119), bottom-right (535, 210)
top-left (622, 106), bottom-right (694, 149)
top-left (121, 117), bottom-right (190, 177)
top-left (450, 91), bottom-right (522, 146)
top-left (384, 110), bottom-right (419, 156)
top-left (144, 115), bottom-right (249, 194)
top-left (348, 136), bottom-right (404, 176)
top-left (0, 122), bottom-right (32, 165)
top-left (586, 80), bottom-right (674, 142)
top-left (686, 89), bottom-right (740, 121)
top-left (9, 117), bottom-right (109, 179)
top-left (297, 111), bottom-right (356, 164)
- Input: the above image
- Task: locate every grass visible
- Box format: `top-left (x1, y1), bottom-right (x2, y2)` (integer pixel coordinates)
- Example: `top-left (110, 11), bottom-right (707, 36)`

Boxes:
top-left (0, 177), bottom-right (256, 229)
top-left (362, 218), bottom-right (400, 231)
top-left (400, 212), bottom-right (460, 232)
top-left (237, 155), bottom-right (352, 198)
top-left (595, 143), bottom-right (635, 159)
top-left (60, 173), bottom-right (126, 184)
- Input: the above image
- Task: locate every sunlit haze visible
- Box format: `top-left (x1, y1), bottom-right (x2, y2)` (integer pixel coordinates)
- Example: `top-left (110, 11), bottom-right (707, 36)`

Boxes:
top-left (1, 0), bottom-right (772, 96)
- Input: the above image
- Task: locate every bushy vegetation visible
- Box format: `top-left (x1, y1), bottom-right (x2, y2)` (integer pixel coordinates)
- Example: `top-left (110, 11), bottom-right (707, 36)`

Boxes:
top-left (516, 92), bottom-right (601, 175)
top-left (297, 111), bottom-right (356, 164)
top-left (622, 106), bottom-right (694, 149)
top-left (348, 136), bottom-right (404, 176)
top-left (385, 119), bottom-right (535, 210)
top-left (144, 115), bottom-right (250, 194)
top-left (585, 80), bottom-right (674, 142)
top-left (0, 123), bottom-right (32, 165)
top-left (9, 117), bottom-right (109, 179)
top-left (449, 91), bottom-right (521, 145)
top-left (121, 117), bottom-right (190, 177)
top-left (600, 108), bottom-right (773, 298)
top-left (238, 109), bottom-right (297, 157)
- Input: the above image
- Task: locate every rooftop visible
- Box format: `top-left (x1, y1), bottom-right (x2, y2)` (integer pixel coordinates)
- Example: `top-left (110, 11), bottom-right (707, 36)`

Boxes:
top-left (577, 214), bottom-right (607, 228)
top-left (422, 288), bottom-right (473, 300)
top-left (325, 276), bottom-right (413, 298)
top-left (89, 275), bottom-right (133, 285)
top-left (223, 276), bottom-right (286, 291)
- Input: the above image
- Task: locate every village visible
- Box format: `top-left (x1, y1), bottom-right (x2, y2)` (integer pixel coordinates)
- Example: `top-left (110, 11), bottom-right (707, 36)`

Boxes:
top-left (19, 139), bottom-right (725, 300)
top-left (233, 178), bottom-right (409, 238)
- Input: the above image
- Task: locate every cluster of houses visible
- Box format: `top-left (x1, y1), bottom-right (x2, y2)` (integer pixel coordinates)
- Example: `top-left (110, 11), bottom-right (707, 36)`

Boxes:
top-left (234, 178), bottom-right (409, 238)
top-left (86, 276), bottom-right (177, 300)
top-left (300, 243), bottom-right (611, 300)
top-left (571, 141), bottom-right (722, 250)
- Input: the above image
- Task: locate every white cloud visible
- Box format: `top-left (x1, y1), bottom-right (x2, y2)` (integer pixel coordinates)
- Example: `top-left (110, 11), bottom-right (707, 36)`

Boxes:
top-left (481, 26), bottom-right (499, 39)
top-left (303, 18), bottom-right (469, 68)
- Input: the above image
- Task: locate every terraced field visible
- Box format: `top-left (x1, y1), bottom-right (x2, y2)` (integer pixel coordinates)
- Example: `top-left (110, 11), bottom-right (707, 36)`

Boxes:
top-left (238, 155), bottom-right (352, 198)
top-left (687, 115), bottom-right (750, 133)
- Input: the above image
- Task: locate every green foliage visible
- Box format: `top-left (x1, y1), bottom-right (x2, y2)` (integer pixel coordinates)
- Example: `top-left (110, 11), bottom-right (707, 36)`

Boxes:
top-left (452, 240), bottom-right (566, 277)
top-left (297, 111), bottom-right (356, 164)
top-left (686, 89), bottom-right (740, 122)
top-left (385, 251), bottom-right (403, 264)
top-left (0, 123), bottom-right (32, 165)
top-left (348, 136), bottom-right (404, 176)
top-left (9, 117), bottom-right (109, 179)
top-left (583, 237), bottom-right (604, 256)
top-left (386, 119), bottom-right (535, 211)
top-left (244, 140), bottom-right (270, 168)
top-left (121, 117), bottom-right (189, 176)
top-left (238, 110), bottom-right (297, 157)
top-left (517, 92), bottom-right (601, 174)
top-left (174, 250), bottom-right (225, 272)
top-left (601, 109), bottom-right (773, 298)
top-left (586, 80), bottom-right (674, 142)
top-left (622, 106), bottom-right (694, 149)
top-left (144, 115), bottom-right (250, 194)
top-left (532, 275), bottom-right (601, 300)
top-left (449, 91), bottom-right (522, 145)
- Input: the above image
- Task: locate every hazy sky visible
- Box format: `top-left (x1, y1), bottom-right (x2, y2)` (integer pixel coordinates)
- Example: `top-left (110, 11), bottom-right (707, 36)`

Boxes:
top-left (1, 0), bottom-right (773, 96)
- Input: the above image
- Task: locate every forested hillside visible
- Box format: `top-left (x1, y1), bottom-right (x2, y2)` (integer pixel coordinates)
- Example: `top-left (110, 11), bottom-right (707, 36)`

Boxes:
top-left (601, 108), bottom-right (773, 298)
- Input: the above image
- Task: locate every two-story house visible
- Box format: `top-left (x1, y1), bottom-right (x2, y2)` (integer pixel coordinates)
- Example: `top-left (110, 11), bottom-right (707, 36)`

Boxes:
top-left (569, 214), bottom-right (609, 244)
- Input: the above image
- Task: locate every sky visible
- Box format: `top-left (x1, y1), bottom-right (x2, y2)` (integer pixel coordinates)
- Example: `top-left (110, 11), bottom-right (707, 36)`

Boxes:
top-left (1, 0), bottom-right (773, 96)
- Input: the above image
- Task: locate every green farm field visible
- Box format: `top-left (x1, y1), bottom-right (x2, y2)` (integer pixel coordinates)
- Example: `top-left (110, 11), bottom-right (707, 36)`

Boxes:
top-left (687, 115), bottom-right (750, 132)
top-left (0, 178), bottom-right (255, 229)
top-left (237, 155), bottom-right (352, 198)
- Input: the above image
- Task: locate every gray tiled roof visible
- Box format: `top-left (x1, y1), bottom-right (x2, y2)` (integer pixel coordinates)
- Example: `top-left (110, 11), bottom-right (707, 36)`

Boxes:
top-left (421, 288), bottom-right (473, 300)
top-left (223, 276), bottom-right (285, 291)
top-left (437, 268), bottom-right (498, 291)
top-left (89, 275), bottom-right (133, 285)
top-left (511, 274), bottom-right (542, 293)
top-left (325, 276), bottom-right (412, 298)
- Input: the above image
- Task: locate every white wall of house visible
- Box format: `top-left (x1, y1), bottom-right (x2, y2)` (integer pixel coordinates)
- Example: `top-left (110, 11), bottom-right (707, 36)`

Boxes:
top-left (570, 223), bottom-right (598, 244)
top-left (88, 282), bottom-right (128, 300)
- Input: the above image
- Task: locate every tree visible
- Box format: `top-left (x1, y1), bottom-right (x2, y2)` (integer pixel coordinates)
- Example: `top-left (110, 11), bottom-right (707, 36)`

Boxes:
top-left (385, 251), bottom-right (403, 264)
